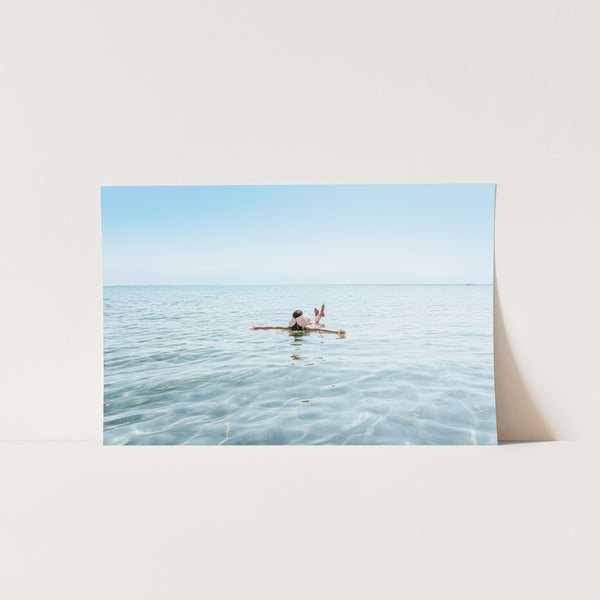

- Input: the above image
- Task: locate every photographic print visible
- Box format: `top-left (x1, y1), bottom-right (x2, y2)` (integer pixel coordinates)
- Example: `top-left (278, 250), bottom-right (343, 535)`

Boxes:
top-left (102, 184), bottom-right (496, 445)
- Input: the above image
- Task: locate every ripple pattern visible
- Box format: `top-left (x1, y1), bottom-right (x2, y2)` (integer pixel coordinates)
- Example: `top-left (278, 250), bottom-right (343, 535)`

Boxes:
top-left (104, 285), bottom-right (497, 445)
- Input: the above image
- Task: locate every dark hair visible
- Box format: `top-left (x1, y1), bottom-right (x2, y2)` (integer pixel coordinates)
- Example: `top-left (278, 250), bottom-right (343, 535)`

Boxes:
top-left (291, 309), bottom-right (304, 331)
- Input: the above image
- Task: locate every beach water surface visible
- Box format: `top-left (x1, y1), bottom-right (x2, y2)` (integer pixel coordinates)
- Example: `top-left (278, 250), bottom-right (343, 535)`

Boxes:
top-left (103, 285), bottom-right (496, 445)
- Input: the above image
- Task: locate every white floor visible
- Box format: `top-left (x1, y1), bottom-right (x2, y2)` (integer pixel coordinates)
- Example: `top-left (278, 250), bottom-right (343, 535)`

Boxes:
top-left (1, 441), bottom-right (598, 599)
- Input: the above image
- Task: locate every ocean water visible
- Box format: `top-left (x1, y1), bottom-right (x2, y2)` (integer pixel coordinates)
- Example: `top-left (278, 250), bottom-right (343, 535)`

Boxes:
top-left (103, 285), bottom-right (496, 445)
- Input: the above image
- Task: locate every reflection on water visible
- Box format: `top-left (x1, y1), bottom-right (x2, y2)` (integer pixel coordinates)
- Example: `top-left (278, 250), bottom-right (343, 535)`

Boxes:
top-left (289, 331), bottom-right (305, 361)
top-left (288, 330), bottom-right (327, 364)
top-left (104, 285), bottom-right (497, 445)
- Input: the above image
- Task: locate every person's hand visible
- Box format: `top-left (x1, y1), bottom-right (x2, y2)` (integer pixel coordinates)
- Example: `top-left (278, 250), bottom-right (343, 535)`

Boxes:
top-left (338, 329), bottom-right (346, 335)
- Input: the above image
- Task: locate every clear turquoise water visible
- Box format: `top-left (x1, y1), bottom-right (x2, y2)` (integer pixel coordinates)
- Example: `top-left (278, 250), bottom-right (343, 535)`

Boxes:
top-left (103, 285), bottom-right (496, 445)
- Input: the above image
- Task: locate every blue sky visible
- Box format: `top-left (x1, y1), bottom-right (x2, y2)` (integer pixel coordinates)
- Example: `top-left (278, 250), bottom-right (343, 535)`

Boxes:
top-left (101, 184), bottom-right (495, 285)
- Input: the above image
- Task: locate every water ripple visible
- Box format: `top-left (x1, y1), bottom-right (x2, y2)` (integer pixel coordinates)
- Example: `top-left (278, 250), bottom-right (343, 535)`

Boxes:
top-left (104, 285), bottom-right (496, 445)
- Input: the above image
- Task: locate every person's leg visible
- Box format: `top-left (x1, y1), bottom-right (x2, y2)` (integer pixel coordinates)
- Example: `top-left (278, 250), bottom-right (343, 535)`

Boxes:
top-left (311, 304), bottom-right (325, 325)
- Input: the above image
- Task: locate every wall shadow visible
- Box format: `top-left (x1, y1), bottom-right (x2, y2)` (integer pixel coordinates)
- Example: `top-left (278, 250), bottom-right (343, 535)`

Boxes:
top-left (494, 269), bottom-right (556, 441)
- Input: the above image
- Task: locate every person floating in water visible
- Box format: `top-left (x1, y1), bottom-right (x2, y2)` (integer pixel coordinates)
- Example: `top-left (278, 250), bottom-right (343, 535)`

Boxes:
top-left (252, 305), bottom-right (345, 335)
